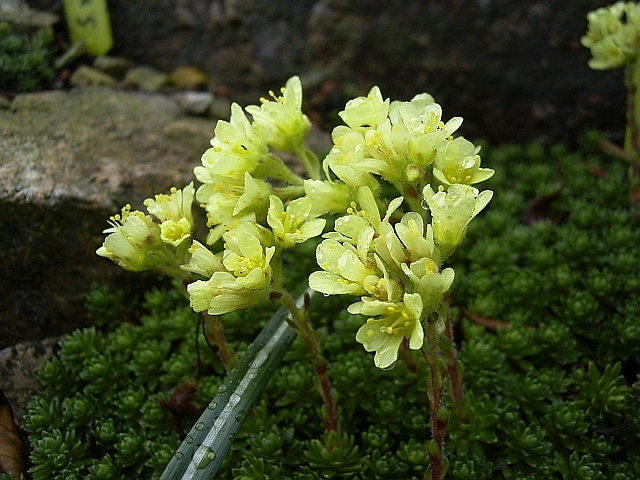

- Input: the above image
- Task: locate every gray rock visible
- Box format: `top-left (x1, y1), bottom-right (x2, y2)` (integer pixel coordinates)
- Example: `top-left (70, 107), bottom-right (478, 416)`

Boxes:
top-left (174, 90), bottom-right (214, 116)
top-left (70, 64), bottom-right (118, 87)
top-left (93, 55), bottom-right (135, 79)
top-left (0, 0), bottom-right (58, 29)
top-left (0, 87), bottom-right (217, 349)
top-left (0, 336), bottom-right (62, 426)
top-left (124, 65), bottom-right (170, 92)
top-left (208, 96), bottom-right (232, 120)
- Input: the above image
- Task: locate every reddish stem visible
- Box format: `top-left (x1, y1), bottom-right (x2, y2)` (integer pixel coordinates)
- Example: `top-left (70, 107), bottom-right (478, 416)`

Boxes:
top-left (463, 308), bottom-right (535, 331)
top-left (275, 289), bottom-right (340, 433)
top-left (203, 313), bottom-right (236, 373)
top-left (421, 318), bottom-right (448, 480)
top-left (444, 314), bottom-right (463, 408)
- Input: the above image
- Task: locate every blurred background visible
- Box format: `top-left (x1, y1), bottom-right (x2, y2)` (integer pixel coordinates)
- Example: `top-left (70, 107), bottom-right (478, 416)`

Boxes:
top-left (23, 0), bottom-right (628, 145)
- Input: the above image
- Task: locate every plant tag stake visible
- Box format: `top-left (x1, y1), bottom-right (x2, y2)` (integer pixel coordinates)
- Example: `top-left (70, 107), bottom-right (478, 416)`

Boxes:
top-left (63, 0), bottom-right (113, 56)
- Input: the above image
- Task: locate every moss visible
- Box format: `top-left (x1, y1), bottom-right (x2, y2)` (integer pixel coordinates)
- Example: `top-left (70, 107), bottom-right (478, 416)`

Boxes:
top-left (0, 22), bottom-right (54, 94)
top-left (14, 134), bottom-right (640, 478)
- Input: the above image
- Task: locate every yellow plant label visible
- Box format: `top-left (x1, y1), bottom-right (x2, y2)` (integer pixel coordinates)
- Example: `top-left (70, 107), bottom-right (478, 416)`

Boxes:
top-left (63, 0), bottom-right (113, 56)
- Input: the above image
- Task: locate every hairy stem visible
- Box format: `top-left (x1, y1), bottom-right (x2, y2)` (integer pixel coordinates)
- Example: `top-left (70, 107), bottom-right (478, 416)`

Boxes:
top-left (443, 313), bottom-right (463, 408)
top-left (272, 288), bottom-right (340, 433)
top-left (422, 317), bottom-right (448, 480)
top-left (202, 313), bottom-right (236, 373)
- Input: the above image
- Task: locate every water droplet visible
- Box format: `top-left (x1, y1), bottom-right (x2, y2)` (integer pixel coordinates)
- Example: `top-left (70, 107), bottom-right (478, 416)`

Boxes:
top-left (185, 435), bottom-right (194, 444)
top-left (196, 446), bottom-right (216, 469)
top-left (207, 401), bottom-right (217, 410)
top-left (217, 385), bottom-right (228, 394)
top-left (234, 410), bottom-right (246, 422)
top-left (195, 422), bottom-right (205, 431)
top-left (175, 452), bottom-right (184, 459)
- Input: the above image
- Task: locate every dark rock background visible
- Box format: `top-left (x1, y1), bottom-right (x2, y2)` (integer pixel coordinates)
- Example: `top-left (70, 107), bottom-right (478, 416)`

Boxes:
top-left (34, 0), bottom-right (626, 145)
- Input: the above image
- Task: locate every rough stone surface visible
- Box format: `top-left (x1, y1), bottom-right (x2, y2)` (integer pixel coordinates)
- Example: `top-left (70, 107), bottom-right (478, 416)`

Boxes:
top-left (31, 0), bottom-right (627, 145)
top-left (0, 336), bottom-right (62, 426)
top-left (0, 87), bottom-right (216, 350)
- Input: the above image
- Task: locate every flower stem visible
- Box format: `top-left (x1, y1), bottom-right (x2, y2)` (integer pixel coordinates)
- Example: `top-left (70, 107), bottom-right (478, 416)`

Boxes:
top-left (624, 61), bottom-right (640, 157)
top-left (443, 313), bottom-right (463, 408)
top-left (272, 288), bottom-right (340, 432)
top-left (421, 315), bottom-right (448, 480)
top-left (295, 146), bottom-right (321, 180)
top-left (202, 313), bottom-right (236, 373)
top-left (272, 185), bottom-right (306, 202)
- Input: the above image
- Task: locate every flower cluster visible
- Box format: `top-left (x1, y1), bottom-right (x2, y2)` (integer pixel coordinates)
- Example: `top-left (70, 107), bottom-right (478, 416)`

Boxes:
top-left (98, 77), bottom-right (326, 317)
top-left (96, 183), bottom-right (195, 279)
top-left (581, 1), bottom-right (640, 69)
top-left (321, 88), bottom-right (493, 204)
top-left (307, 88), bottom-right (493, 368)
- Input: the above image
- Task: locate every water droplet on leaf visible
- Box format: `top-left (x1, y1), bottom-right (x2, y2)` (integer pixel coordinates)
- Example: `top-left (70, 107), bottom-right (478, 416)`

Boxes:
top-left (196, 446), bottom-right (216, 469)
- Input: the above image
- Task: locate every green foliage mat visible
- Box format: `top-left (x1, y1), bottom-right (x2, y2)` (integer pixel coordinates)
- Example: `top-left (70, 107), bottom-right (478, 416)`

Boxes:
top-left (9, 134), bottom-right (640, 479)
top-left (0, 22), bottom-right (54, 94)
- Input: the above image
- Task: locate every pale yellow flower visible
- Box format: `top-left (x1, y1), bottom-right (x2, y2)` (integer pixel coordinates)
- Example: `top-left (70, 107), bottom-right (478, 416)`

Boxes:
top-left (362, 119), bottom-right (406, 184)
top-left (423, 184), bottom-right (493, 258)
top-left (187, 229), bottom-right (275, 315)
top-left (581, 2), bottom-right (640, 69)
top-left (200, 103), bottom-right (269, 178)
top-left (222, 228), bottom-right (275, 290)
top-left (303, 179), bottom-right (354, 216)
top-left (143, 183), bottom-right (195, 246)
top-left (352, 293), bottom-right (424, 369)
top-left (388, 93), bottom-right (436, 123)
top-left (196, 171), bottom-right (271, 244)
top-left (402, 259), bottom-right (455, 315)
top-left (181, 240), bottom-right (225, 278)
top-left (324, 126), bottom-right (379, 190)
top-left (432, 137), bottom-right (494, 186)
top-left (323, 187), bottom-right (403, 246)
top-left (395, 101), bottom-right (463, 167)
top-left (187, 271), bottom-right (264, 315)
top-left (245, 76), bottom-right (312, 153)
top-left (267, 195), bottom-right (326, 248)
top-left (309, 239), bottom-right (377, 296)
top-left (96, 204), bottom-right (162, 271)
top-left (338, 86), bottom-right (389, 132)
top-left (394, 212), bottom-right (435, 262)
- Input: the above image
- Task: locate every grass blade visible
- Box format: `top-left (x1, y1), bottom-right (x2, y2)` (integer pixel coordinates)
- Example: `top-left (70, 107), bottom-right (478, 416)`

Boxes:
top-left (159, 290), bottom-right (308, 479)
